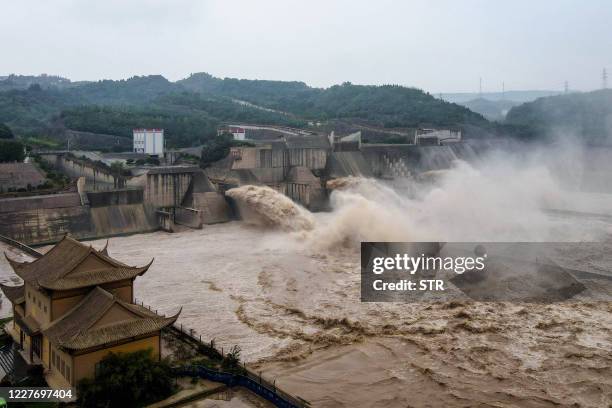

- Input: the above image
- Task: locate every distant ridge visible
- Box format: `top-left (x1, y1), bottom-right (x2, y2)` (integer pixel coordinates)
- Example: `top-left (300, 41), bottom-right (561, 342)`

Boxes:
top-left (0, 73), bottom-right (489, 148)
top-left (505, 89), bottom-right (612, 144)
top-left (441, 90), bottom-right (563, 104)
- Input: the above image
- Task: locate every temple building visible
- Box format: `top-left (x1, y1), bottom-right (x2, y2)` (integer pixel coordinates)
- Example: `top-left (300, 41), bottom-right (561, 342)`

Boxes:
top-left (1, 235), bottom-right (179, 389)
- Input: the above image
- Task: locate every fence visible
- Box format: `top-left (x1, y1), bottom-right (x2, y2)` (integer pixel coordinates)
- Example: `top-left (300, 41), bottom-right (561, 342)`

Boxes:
top-left (177, 364), bottom-right (309, 408)
top-left (0, 344), bottom-right (15, 377)
top-left (134, 299), bottom-right (310, 408)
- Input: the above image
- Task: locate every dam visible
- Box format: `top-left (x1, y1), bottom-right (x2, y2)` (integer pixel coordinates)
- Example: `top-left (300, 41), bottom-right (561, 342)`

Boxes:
top-left (0, 153), bottom-right (231, 245)
top-left (206, 130), bottom-right (513, 212)
top-left (2, 130), bottom-right (482, 245)
top-left (2, 132), bottom-right (608, 245)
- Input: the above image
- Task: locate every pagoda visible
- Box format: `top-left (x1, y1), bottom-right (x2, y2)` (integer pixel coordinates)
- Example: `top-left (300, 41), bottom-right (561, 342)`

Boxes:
top-left (1, 235), bottom-right (179, 388)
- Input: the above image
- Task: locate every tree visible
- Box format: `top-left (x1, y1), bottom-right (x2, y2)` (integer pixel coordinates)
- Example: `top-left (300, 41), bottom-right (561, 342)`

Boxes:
top-left (0, 140), bottom-right (25, 162)
top-left (77, 349), bottom-right (175, 408)
top-left (0, 123), bottom-right (13, 139)
top-left (110, 161), bottom-right (125, 176)
top-left (200, 133), bottom-right (234, 168)
top-left (200, 133), bottom-right (254, 168)
top-left (221, 345), bottom-right (242, 372)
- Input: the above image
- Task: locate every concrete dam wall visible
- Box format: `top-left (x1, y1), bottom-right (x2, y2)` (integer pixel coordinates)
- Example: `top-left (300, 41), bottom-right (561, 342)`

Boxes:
top-left (0, 160), bottom-right (233, 244)
top-left (341, 139), bottom-right (509, 178)
top-left (41, 154), bottom-right (120, 188)
top-left (177, 171), bottom-right (232, 227)
top-left (361, 143), bottom-right (479, 177)
top-left (0, 191), bottom-right (157, 245)
top-left (127, 169), bottom-right (193, 208)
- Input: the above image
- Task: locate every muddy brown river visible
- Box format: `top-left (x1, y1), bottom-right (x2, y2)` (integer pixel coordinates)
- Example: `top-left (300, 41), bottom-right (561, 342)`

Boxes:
top-left (1, 170), bottom-right (611, 407)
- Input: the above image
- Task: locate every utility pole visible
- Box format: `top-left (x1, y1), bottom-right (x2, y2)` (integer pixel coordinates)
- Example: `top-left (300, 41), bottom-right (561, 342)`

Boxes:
top-left (603, 68), bottom-right (608, 89)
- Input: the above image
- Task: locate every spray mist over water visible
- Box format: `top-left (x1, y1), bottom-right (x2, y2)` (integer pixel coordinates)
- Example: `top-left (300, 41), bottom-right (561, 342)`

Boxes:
top-left (86, 138), bottom-right (611, 408)
top-left (227, 141), bottom-right (612, 251)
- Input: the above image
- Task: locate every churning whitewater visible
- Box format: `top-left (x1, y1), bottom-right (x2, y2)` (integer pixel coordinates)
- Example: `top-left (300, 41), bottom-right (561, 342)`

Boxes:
top-left (0, 157), bottom-right (610, 408)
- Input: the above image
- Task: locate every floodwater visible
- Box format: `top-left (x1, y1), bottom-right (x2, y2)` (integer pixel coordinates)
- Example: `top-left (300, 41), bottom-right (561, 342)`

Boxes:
top-left (1, 159), bottom-right (611, 407)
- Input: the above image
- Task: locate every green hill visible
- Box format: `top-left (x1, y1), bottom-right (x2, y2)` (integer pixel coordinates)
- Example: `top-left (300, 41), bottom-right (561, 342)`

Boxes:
top-left (505, 89), bottom-right (612, 145)
top-left (178, 72), bottom-right (314, 106)
top-left (0, 72), bottom-right (490, 148)
top-left (0, 74), bottom-right (74, 91)
top-left (179, 75), bottom-right (488, 128)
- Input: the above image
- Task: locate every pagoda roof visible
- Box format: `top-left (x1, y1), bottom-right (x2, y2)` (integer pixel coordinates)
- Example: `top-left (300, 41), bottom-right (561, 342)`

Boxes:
top-left (4, 235), bottom-right (151, 291)
top-left (0, 283), bottom-right (25, 305)
top-left (43, 287), bottom-right (179, 351)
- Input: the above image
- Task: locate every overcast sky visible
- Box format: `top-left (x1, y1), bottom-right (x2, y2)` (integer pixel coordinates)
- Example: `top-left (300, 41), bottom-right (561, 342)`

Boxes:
top-left (2, 0), bottom-right (612, 93)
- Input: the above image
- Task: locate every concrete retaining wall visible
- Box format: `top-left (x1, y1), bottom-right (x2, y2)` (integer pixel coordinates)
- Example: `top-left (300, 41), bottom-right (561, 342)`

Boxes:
top-left (0, 205), bottom-right (92, 244)
top-left (41, 154), bottom-right (119, 188)
top-left (157, 210), bottom-right (174, 232)
top-left (175, 207), bottom-right (203, 229)
top-left (0, 193), bottom-right (82, 213)
top-left (0, 193), bottom-right (157, 245)
top-left (326, 152), bottom-right (373, 178)
top-left (360, 142), bottom-right (484, 176)
top-left (127, 172), bottom-right (192, 208)
top-left (192, 193), bottom-right (231, 224)
top-left (285, 167), bottom-right (326, 210)
top-left (258, 148), bottom-right (286, 168)
top-left (231, 147), bottom-right (328, 171)
top-left (89, 204), bottom-right (156, 237)
top-left (86, 189), bottom-right (144, 207)
top-left (287, 148), bottom-right (327, 170)
top-left (247, 168), bottom-right (286, 184)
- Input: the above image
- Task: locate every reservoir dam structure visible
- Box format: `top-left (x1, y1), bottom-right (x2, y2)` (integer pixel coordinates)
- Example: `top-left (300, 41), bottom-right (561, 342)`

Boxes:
top-left (209, 130), bottom-right (514, 212)
top-left (1, 130), bottom-right (602, 246)
top-left (0, 153), bottom-right (231, 245)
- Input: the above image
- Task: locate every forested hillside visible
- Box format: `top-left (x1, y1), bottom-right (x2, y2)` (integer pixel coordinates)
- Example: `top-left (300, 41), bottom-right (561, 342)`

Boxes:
top-left (0, 74), bottom-right (75, 91)
top-left (505, 89), bottom-right (612, 144)
top-left (179, 74), bottom-right (488, 128)
top-left (0, 73), bottom-right (489, 148)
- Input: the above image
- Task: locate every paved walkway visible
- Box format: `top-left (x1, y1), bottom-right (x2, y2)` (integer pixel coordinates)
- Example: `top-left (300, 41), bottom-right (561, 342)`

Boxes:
top-left (147, 378), bottom-right (227, 408)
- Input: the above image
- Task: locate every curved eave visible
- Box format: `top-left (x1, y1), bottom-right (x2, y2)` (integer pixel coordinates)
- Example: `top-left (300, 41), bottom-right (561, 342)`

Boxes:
top-left (0, 283), bottom-right (25, 305)
top-left (38, 265), bottom-right (152, 291)
top-left (4, 252), bottom-right (26, 274)
top-left (99, 240), bottom-right (110, 256)
top-left (165, 307), bottom-right (182, 325)
top-left (138, 258), bottom-right (154, 277)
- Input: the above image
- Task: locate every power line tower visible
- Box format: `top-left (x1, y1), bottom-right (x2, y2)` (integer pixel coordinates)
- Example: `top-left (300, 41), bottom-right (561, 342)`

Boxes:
top-left (564, 81), bottom-right (569, 94)
top-left (603, 68), bottom-right (608, 89)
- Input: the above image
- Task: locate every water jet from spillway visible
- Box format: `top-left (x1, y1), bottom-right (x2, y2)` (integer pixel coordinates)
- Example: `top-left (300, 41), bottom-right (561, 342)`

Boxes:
top-left (226, 185), bottom-right (315, 232)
